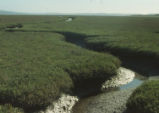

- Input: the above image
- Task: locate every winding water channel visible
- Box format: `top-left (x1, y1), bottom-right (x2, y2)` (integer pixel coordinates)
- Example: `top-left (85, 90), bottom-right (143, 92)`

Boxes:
top-left (72, 74), bottom-right (145, 113)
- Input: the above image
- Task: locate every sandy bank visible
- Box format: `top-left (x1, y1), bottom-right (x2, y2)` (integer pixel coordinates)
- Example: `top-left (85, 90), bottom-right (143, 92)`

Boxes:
top-left (102, 67), bottom-right (135, 90)
top-left (39, 94), bottom-right (78, 113)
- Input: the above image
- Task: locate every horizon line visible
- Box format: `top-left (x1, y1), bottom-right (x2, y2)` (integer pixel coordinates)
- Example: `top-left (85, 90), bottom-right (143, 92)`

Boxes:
top-left (1, 9), bottom-right (159, 15)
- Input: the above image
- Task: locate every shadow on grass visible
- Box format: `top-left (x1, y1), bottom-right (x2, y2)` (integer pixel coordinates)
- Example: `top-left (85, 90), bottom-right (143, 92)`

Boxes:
top-left (120, 55), bottom-right (159, 77)
top-left (54, 31), bottom-right (101, 48)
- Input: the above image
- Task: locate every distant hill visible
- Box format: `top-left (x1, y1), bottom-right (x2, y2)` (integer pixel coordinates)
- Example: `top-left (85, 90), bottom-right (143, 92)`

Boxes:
top-left (0, 10), bottom-right (132, 16)
top-left (0, 10), bottom-right (24, 15)
top-left (74, 13), bottom-right (131, 16)
top-left (1, 10), bottom-right (157, 16)
top-left (154, 14), bottom-right (159, 16)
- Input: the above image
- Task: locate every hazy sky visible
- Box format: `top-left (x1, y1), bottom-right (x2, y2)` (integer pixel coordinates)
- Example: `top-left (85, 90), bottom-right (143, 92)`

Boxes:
top-left (0, 0), bottom-right (159, 14)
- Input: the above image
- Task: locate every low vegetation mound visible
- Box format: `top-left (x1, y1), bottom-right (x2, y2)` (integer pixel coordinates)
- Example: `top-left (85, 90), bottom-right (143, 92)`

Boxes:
top-left (0, 31), bottom-right (120, 111)
top-left (126, 80), bottom-right (159, 113)
top-left (85, 34), bottom-right (159, 61)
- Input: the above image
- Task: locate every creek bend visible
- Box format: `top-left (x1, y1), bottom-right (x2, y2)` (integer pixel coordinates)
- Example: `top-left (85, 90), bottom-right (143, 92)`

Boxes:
top-left (57, 31), bottom-right (150, 113)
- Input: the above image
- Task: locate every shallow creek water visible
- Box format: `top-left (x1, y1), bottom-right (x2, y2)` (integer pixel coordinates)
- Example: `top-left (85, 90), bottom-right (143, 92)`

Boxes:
top-left (120, 77), bottom-right (144, 90)
top-left (72, 72), bottom-right (145, 113)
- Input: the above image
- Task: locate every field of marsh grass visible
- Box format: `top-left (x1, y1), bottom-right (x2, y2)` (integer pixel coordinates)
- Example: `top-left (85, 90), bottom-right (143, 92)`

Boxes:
top-left (0, 18), bottom-right (120, 112)
top-left (126, 80), bottom-right (159, 113)
top-left (0, 15), bottom-right (159, 113)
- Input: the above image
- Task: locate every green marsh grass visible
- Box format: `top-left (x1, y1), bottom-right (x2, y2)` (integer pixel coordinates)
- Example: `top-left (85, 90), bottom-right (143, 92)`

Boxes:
top-left (126, 80), bottom-right (159, 113)
top-left (0, 24), bottom-right (120, 111)
top-left (0, 15), bottom-right (159, 112)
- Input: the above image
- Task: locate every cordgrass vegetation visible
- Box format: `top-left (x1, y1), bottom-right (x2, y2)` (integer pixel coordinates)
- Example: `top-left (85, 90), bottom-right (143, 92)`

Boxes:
top-left (84, 16), bottom-right (159, 65)
top-left (0, 15), bottom-right (120, 112)
top-left (0, 15), bottom-right (159, 112)
top-left (126, 80), bottom-right (159, 113)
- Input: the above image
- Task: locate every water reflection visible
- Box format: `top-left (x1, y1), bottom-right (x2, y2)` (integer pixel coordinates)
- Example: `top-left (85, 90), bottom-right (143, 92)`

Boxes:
top-left (120, 78), bottom-right (143, 90)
